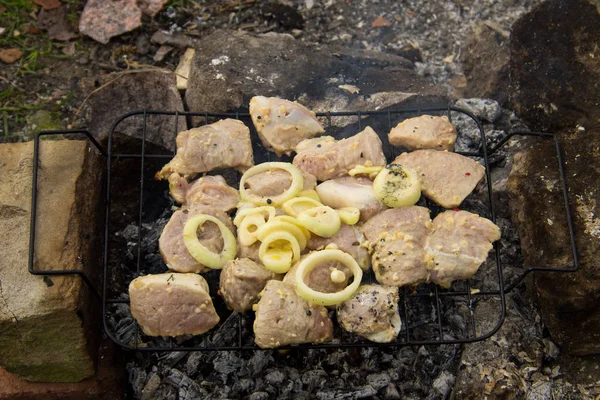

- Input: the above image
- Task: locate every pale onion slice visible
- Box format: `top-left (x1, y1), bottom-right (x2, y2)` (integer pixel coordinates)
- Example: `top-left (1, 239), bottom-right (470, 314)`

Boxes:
top-left (349, 164), bottom-right (384, 179)
top-left (336, 207), bottom-right (360, 225)
top-left (298, 189), bottom-right (321, 202)
top-left (271, 215), bottom-right (311, 239)
top-left (259, 231), bottom-right (301, 273)
top-left (255, 220), bottom-right (308, 250)
top-left (297, 206), bottom-right (341, 238)
top-left (240, 162), bottom-right (304, 206)
top-left (238, 214), bottom-right (266, 246)
top-left (233, 205), bottom-right (276, 226)
top-left (295, 249), bottom-right (363, 306)
top-left (282, 196), bottom-right (323, 217)
top-left (183, 214), bottom-right (237, 270)
top-left (373, 164), bottom-right (421, 208)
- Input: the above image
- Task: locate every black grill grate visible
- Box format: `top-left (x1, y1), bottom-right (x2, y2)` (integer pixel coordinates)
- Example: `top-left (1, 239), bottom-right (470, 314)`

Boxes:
top-left (28, 106), bottom-right (579, 352)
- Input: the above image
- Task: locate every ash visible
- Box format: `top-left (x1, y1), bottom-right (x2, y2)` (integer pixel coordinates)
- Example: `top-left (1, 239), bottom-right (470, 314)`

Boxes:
top-left (100, 100), bottom-right (564, 399)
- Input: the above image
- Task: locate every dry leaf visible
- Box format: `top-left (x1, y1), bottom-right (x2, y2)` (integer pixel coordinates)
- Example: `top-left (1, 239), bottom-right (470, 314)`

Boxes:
top-left (371, 16), bottom-right (392, 28)
top-left (0, 48), bottom-right (24, 64)
top-left (339, 84), bottom-right (360, 94)
top-left (33, 0), bottom-right (62, 10)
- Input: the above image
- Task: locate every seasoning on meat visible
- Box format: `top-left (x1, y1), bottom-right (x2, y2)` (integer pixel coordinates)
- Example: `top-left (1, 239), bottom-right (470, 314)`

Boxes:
top-left (129, 273), bottom-right (219, 337)
top-left (219, 258), bottom-right (283, 312)
top-left (389, 115), bottom-right (457, 151)
top-left (361, 207), bottom-right (432, 287)
top-left (293, 126), bottom-right (386, 181)
top-left (337, 284), bottom-right (401, 343)
top-left (156, 119), bottom-right (254, 180)
top-left (250, 96), bottom-right (324, 156)
top-left (425, 210), bottom-right (500, 287)
top-left (168, 173), bottom-right (239, 212)
top-left (253, 280), bottom-right (333, 348)
top-left (393, 150), bottom-right (485, 208)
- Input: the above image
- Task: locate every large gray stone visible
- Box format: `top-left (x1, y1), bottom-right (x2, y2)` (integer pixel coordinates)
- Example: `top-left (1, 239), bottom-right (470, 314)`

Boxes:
top-left (509, 0), bottom-right (600, 133)
top-left (185, 30), bottom-right (446, 129)
top-left (80, 71), bottom-right (186, 151)
top-left (0, 140), bottom-right (102, 382)
top-left (507, 131), bottom-right (600, 355)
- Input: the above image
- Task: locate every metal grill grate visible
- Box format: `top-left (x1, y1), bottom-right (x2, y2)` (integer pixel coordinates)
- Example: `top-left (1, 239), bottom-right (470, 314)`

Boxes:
top-left (29, 106), bottom-right (579, 352)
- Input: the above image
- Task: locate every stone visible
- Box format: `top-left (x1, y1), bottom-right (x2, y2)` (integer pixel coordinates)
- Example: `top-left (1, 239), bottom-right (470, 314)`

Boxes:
top-left (176, 48), bottom-right (195, 91)
top-left (461, 22), bottom-right (509, 105)
top-left (79, 70), bottom-right (186, 151)
top-left (455, 98), bottom-right (502, 122)
top-left (153, 45), bottom-right (173, 62)
top-left (185, 30), bottom-right (446, 128)
top-left (151, 30), bottom-right (194, 48)
top-left (0, 48), bottom-right (23, 64)
top-left (37, 6), bottom-right (77, 41)
top-left (0, 340), bottom-right (124, 399)
top-left (509, 0), bottom-right (600, 133)
top-left (78, 0), bottom-right (142, 44)
top-left (138, 0), bottom-right (169, 17)
top-left (507, 130), bottom-right (600, 355)
top-left (0, 140), bottom-right (103, 381)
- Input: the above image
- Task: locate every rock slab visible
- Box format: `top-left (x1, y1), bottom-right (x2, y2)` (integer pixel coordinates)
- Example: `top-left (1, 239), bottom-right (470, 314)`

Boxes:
top-left (185, 30), bottom-right (446, 123)
top-left (509, 0), bottom-right (600, 132)
top-left (0, 140), bottom-right (102, 381)
top-left (507, 131), bottom-right (600, 355)
top-left (80, 71), bottom-right (186, 151)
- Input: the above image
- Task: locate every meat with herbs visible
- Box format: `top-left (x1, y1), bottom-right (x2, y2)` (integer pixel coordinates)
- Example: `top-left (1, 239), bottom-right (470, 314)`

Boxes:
top-left (129, 273), bottom-right (219, 336)
top-left (219, 258), bottom-right (282, 312)
top-left (156, 119), bottom-right (253, 180)
top-left (361, 207), bottom-right (432, 287)
top-left (389, 115), bottom-right (457, 151)
top-left (168, 173), bottom-right (239, 212)
top-left (307, 224), bottom-right (370, 271)
top-left (316, 176), bottom-right (387, 222)
top-left (243, 169), bottom-right (317, 198)
top-left (293, 127), bottom-right (386, 181)
top-left (159, 205), bottom-right (235, 273)
top-left (393, 150), bottom-right (485, 208)
top-left (425, 210), bottom-right (500, 287)
top-left (249, 96), bottom-right (324, 156)
top-left (337, 284), bottom-right (401, 343)
top-left (253, 280), bottom-right (333, 348)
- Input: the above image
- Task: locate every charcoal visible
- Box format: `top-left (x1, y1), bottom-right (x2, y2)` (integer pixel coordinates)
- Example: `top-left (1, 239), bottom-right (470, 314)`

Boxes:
top-left (212, 352), bottom-right (243, 383)
top-left (265, 369), bottom-right (285, 386)
top-left (140, 372), bottom-right (160, 400)
top-left (248, 392), bottom-right (270, 400)
top-left (367, 372), bottom-right (391, 390)
top-left (455, 98), bottom-right (502, 123)
top-left (129, 366), bottom-right (147, 399)
top-left (158, 351), bottom-right (187, 367)
top-left (431, 370), bottom-right (455, 398)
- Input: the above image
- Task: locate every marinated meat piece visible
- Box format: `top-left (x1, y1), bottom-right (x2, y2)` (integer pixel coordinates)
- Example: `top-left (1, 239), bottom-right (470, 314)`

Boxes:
top-left (293, 127), bottom-right (386, 181)
top-left (129, 273), bottom-right (219, 336)
top-left (253, 280), bottom-right (333, 348)
top-left (337, 284), bottom-right (401, 343)
top-left (389, 115), bottom-right (457, 151)
top-left (425, 210), bottom-right (500, 287)
top-left (219, 258), bottom-right (282, 312)
top-left (393, 150), bottom-right (485, 208)
top-left (307, 224), bottom-right (371, 271)
top-left (250, 96), bottom-right (324, 156)
top-left (283, 255), bottom-right (351, 295)
top-left (361, 207), bottom-right (431, 287)
top-left (156, 119), bottom-right (253, 180)
top-left (244, 169), bottom-right (317, 198)
top-left (316, 176), bottom-right (387, 222)
top-left (168, 173), bottom-right (239, 212)
top-left (159, 205), bottom-right (236, 273)
top-left (237, 241), bottom-right (261, 264)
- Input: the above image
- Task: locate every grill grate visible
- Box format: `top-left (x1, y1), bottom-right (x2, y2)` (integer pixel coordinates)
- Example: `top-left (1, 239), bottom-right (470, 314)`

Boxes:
top-left (29, 106), bottom-right (579, 352)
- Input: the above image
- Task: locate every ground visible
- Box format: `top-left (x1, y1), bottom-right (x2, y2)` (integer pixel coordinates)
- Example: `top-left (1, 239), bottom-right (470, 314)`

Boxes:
top-left (0, 0), bottom-right (541, 143)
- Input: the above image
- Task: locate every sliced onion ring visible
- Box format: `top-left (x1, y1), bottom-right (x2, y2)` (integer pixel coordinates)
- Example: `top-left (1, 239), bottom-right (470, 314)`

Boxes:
top-left (297, 206), bottom-right (341, 238)
top-left (295, 249), bottom-right (363, 306)
top-left (233, 205), bottom-right (276, 226)
top-left (282, 196), bottom-right (323, 217)
top-left (255, 220), bottom-right (308, 250)
top-left (336, 207), bottom-right (360, 225)
top-left (238, 214), bottom-right (265, 246)
top-left (240, 162), bottom-right (304, 206)
top-left (183, 214), bottom-right (237, 270)
top-left (259, 231), bottom-right (301, 273)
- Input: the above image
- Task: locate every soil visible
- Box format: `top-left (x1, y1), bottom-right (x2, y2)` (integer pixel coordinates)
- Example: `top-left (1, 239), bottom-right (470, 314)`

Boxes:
top-left (0, 0), bottom-right (541, 142)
